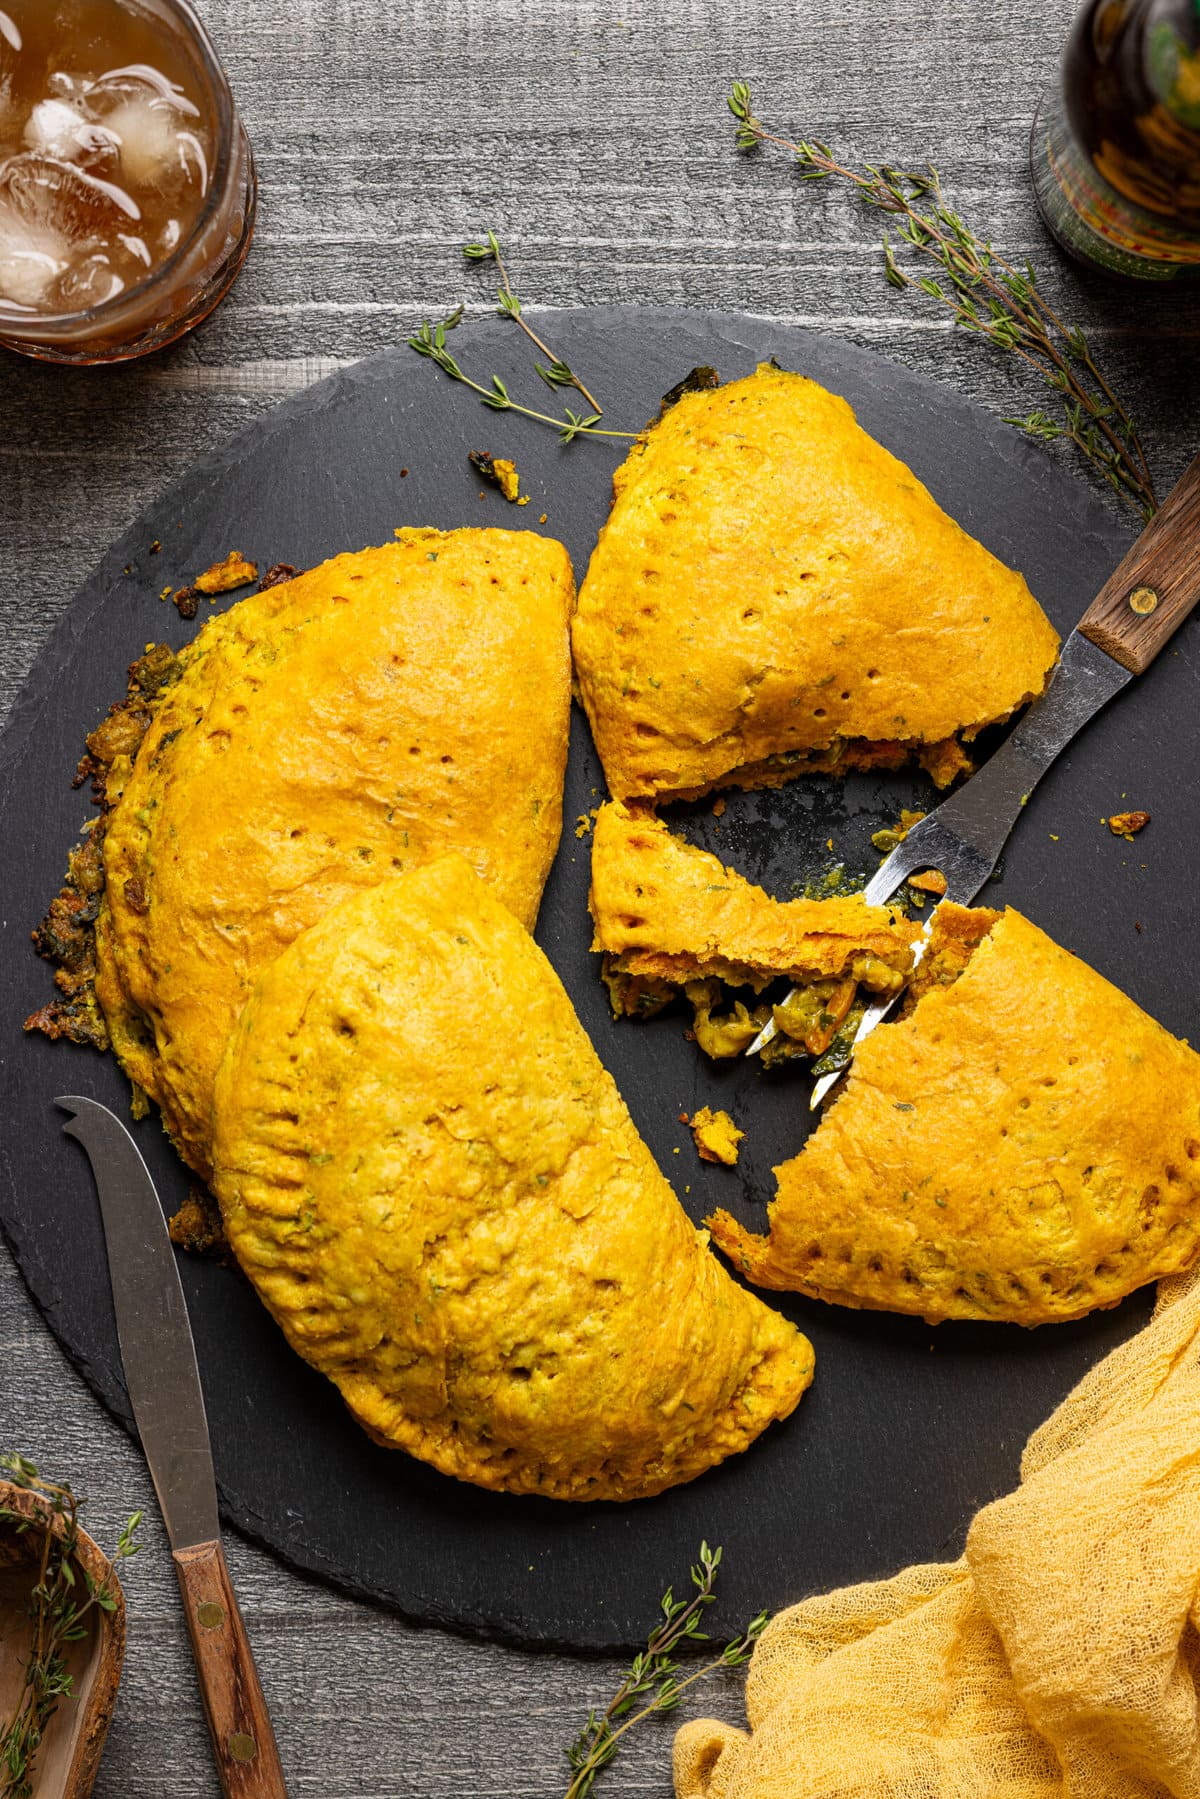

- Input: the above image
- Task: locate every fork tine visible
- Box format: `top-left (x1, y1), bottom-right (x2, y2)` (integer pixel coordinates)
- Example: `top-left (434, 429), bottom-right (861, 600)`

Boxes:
top-left (744, 618), bottom-right (1144, 1070)
top-left (808, 984), bottom-right (909, 1108)
top-left (743, 826), bottom-right (946, 1057)
top-left (860, 834), bottom-right (934, 906)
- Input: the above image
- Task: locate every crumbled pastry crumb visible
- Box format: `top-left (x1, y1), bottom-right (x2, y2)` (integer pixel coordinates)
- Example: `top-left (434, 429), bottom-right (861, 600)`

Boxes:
top-left (908, 868), bottom-right (948, 897)
top-left (712, 797), bottom-right (727, 817)
top-left (690, 1106), bottom-right (744, 1166)
top-left (194, 551), bottom-right (258, 595)
top-left (1107, 811), bottom-right (1150, 840)
top-left (173, 550), bottom-right (259, 616)
top-left (168, 1184), bottom-right (228, 1258)
top-left (493, 460), bottom-right (520, 501)
top-left (468, 450), bottom-right (521, 501)
top-left (258, 564), bottom-right (301, 592)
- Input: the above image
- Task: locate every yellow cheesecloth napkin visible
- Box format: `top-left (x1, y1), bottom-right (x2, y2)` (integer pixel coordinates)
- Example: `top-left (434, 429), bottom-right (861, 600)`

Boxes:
top-left (675, 1264), bottom-right (1200, 1799)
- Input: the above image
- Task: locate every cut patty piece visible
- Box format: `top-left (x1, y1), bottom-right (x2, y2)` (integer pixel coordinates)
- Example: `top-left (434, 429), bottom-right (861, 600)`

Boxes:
top-left (589, 800), bottom-right (918, 1061)
top-left (572, 365), bottom-right (1060, 801)
top-left (95, 530), bottom-right (574, 1181)
top-left (211, 857), bottom-right (815, 1501)
top-left (710, 904), bottom-right (1200, 1326)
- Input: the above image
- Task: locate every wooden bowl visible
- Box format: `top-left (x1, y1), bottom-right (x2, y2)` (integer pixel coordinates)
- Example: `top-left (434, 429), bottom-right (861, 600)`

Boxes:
top-left (0, 1478), bottom-right (126, 1798)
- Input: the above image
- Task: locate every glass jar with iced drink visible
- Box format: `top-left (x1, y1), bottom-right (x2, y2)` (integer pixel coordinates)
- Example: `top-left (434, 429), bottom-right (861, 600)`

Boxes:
top-left (0, 0), bottom-right (255, 362)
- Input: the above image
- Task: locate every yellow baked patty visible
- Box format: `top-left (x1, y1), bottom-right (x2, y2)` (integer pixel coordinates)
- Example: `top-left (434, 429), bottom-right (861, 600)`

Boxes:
top-left (710, 905), bottom-right (1200, 1325)
top-left (589, 799), bottom-right (917, 1060)
top-left (95, 530), bottom-right (574, 1180)
top-left (211, 857), bottom-right (815, 1500)
top-left (572, 365), bottom-right (1059, 801)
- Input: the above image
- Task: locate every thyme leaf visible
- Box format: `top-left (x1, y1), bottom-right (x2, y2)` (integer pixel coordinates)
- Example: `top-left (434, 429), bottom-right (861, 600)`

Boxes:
top-left (407, 308), bottom-right (637, 445)
top-left (462, 229), bottom-right (605, 414)
top-left (536, 358), bottom-right (579, 391)
top-left (562, 1542), bottom-right (767, 1799)
top-left (727, 81), bottom-right (1158, 520)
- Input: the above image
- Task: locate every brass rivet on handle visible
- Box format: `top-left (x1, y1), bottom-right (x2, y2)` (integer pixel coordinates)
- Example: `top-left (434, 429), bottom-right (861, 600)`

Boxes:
top-left (1129, 586), bottom-right (1159, 615)
top-left (228, 1733), bottom-right (258, 1763)
top-left (196, 1601), bottom-right (225, 1629)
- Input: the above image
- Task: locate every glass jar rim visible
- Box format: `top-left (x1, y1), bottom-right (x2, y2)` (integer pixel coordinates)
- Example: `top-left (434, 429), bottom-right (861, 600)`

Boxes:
top-left (0, 0), bottom-right (242, 337)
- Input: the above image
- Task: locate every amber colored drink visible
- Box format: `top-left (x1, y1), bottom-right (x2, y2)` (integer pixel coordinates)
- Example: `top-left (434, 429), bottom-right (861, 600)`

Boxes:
top-left (0, 0), bottom-right (255, 361)
top-left (1032, 0), bottom-right (1200, 279)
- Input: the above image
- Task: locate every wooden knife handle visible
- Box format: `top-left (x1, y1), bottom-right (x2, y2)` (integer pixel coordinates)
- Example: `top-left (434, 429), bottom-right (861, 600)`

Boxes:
top-left (1078, 452), bottom-right (1200, 675)
top-left (173, 1539), bottom-right (288, 1798)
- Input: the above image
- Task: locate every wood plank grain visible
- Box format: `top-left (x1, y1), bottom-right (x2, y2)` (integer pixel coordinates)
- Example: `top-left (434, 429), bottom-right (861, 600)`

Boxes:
top-left (1, 0), bottom-right (1196, 1792)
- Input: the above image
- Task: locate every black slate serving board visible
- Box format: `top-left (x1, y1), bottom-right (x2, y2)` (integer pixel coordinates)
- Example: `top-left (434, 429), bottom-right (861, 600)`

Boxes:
top-left (2, 306), bottom-right (1196, 1651)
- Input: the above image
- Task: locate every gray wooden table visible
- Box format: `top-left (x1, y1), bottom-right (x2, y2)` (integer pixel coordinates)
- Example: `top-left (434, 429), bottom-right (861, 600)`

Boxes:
top-left (1, 2), bottom-right (1196, 1793)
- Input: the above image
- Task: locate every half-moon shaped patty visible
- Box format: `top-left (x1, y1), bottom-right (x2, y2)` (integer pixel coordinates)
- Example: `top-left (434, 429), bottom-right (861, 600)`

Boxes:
top-left (95, 530), bottom-right (574, 1179)
top-left (211, 857), bottom-right (814, 1500)
top-left (710, 905), bottom-right (1200, 1325)
top-left (589, 798), bottom-right (917, 993)
top-left (572, 366), bottom-right (1059, 801)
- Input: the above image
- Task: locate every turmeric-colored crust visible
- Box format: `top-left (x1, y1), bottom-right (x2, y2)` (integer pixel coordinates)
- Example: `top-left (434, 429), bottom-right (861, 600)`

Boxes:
top-left (589, 800), bottom-right (918, 989)
top-left (691, 1107), bottom-right (744, 1167)
top-left (96, 531), bottom-right (574, 1181)
top-left (710, 906), bottom-right (1200, 1326)
top-left (571, 366), bottom-right (1060, 801)
top-left (211, 858), bottom-right (814, 1501)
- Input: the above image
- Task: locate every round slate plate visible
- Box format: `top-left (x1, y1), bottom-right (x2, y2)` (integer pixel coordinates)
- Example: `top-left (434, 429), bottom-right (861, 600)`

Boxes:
top-left (2, 306), bottom-right (1194, 1652)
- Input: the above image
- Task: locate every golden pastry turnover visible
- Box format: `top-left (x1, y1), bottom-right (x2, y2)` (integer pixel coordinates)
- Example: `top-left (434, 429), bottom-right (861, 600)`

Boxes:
top-left (589, 800), bottom-right (918, 1064)
top-left (211, 857), bottom-right (815, 1500)
top-left (710, 904), bottom-right (1200, 1326)
top-left (95, 531), bottom-right (574, 1180)
top-left (572, 365), bottom-right (1060, 801)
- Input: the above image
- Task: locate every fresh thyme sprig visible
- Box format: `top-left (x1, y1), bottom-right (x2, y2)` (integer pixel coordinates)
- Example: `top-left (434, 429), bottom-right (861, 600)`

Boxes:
top-left (0, 1454), bottom-right (142, 1799)
top-left (463, 230), bottom-right (605, 413)
top-left (407, 308), bottom-right (637, 446)
top-left (563, 1542), bottom-right (767, 1799)
top-left (728, 81), bottom-right (1158, 520)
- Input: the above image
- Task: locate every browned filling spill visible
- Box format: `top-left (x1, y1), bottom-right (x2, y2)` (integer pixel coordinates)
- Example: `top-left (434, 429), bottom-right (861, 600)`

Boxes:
top-left (24, 643), bottom-right (183, 1052)
top-left (603, 948), bottom-right (910, 1073)
top-left (659, 733), bottom-right (975, 804)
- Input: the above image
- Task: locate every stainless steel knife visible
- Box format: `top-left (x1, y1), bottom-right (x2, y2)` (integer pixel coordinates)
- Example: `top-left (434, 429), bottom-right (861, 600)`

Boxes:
top-left (57, 1095), bottom-right (288, 1799)
top-left (747, 451), bottom-right (1200, 1100)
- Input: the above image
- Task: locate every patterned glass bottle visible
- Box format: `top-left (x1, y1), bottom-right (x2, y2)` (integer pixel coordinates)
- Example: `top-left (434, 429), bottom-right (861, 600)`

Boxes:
top-left (1032, 0), bottom-right (1200, 279)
